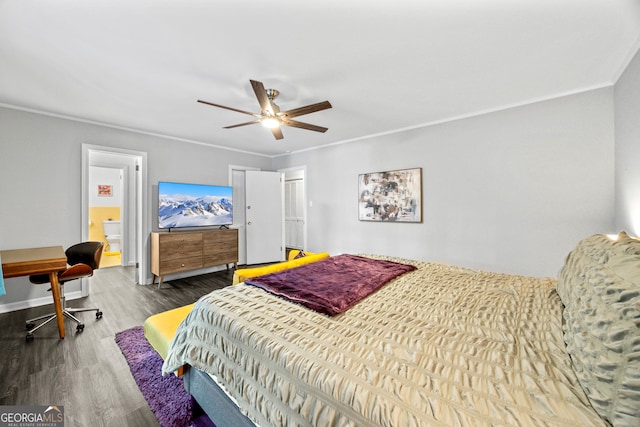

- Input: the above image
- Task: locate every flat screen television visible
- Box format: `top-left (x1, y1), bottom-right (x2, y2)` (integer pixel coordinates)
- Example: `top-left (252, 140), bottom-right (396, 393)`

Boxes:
top-left (158, 181), bottom-right (233, 229)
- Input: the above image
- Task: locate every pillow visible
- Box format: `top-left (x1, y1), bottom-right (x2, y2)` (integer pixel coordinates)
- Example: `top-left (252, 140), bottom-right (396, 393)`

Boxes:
top-left (557, 232), bottom-right (640, 426)
top-left (607, 253), bottom-right (640, 286)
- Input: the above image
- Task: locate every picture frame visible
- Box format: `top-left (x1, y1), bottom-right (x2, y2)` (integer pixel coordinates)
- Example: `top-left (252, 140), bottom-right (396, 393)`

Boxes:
top-left (98, 185), bottom-right (113, 197)
top-left (358, 167), bottom-right (422, 222)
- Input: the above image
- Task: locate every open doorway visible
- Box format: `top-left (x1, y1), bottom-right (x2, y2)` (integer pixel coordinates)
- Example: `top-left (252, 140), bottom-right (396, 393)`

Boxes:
top-left (88, 165), bottom-right (124, 268)
top-left (82, 144), bottom-right (148, 289)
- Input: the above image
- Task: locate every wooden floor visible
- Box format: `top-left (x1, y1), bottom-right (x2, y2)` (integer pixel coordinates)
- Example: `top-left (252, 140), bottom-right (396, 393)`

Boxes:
top-left (0, 265), bottom-right (233, 426)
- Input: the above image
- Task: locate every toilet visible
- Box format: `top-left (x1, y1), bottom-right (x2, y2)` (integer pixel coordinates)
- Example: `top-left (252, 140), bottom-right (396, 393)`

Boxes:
top-left (103, 220), bottom-right (121, 253)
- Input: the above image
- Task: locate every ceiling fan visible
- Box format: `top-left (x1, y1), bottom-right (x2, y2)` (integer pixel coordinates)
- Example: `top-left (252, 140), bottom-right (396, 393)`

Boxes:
top-left (198, 80), bottom-right (332, 140)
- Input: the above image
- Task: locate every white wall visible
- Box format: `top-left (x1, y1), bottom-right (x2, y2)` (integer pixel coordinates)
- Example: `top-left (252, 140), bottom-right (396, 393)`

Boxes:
top-left (89, 166), bottom-right (122, 207)
top-left (274, 88), bottom-right (616, 277)
top-left (0, 106), bottom-right (270, 312)
top-left (614, 47), bottom-right (640, 236)
top-left (0, 82), bottom-right (625, 311)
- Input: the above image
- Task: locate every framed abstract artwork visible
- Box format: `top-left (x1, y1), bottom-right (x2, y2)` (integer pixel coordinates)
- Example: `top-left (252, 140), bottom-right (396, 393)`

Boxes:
top-left (358, 167), bottom-right (422, 222)
top-left (98, 185), bottom-right (113, 197)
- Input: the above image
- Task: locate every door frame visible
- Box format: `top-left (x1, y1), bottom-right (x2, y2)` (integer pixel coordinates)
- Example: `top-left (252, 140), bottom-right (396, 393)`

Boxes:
top-left (82, 144), bottom-right (148, 288)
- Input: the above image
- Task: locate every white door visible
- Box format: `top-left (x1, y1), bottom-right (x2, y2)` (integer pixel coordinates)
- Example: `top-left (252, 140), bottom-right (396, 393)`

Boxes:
top-left (285, 178), bottom-right (305, 249)
top-left (246, 170), bottom-right (284, 264)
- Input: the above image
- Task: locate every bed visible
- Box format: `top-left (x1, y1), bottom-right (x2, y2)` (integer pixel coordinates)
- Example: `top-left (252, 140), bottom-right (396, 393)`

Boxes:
top-left (163, 232), bottom-right (640, 426)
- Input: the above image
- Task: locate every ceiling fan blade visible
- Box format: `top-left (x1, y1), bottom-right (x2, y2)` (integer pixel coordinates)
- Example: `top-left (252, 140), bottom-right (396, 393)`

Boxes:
top-left (270, 127), bottom-right (284, 140)
top-left (250, 80), bottom-right (274, 116)
top-left (282, 119), bottom-right (328, 133)
top-left (224, 120), bottom-right (261, 129)
top-left (280, 101), bottom-right (332, 119)
top-left (197, 99), bottom-right (260, 117)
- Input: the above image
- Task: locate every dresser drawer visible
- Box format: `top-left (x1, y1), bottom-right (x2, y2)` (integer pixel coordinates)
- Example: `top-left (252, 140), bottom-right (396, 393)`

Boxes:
top-left (203, 240), bottom-right (237, 254)
top-left (204, 250), bottom-right (237, 266)
top-left (159, 256), bottom-right (203, 273)
top-left (203, 229), bottom-right (237, 245)
top-left (158, 233), bottom-right (203, 260)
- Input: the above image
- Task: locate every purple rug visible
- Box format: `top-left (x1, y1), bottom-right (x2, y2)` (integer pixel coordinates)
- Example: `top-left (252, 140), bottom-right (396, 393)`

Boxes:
top-left (115, 326), bottom-right (215, 427)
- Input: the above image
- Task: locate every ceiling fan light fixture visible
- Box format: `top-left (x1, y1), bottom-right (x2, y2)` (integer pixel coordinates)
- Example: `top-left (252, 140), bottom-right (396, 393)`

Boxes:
top-left (198, 79), bottom-right (332, 140)
top-left (261, 117), bottom-right (280, 128)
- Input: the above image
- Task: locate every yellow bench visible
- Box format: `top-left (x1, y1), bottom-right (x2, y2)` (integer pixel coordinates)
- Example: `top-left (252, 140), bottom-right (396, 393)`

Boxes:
top-left (143, 303), bottom-right (195, 360)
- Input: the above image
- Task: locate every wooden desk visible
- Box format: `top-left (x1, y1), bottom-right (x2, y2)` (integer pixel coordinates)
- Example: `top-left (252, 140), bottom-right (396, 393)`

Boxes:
top-left (1, 246), bottom-right (67, 339)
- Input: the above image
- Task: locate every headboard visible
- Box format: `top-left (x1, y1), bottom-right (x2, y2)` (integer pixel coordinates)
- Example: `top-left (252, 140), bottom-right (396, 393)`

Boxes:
top-left (557, 231), bottom-right (640, 426)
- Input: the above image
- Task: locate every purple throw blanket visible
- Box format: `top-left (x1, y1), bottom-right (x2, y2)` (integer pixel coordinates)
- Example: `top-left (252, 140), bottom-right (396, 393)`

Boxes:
top-left (245, 254), bottom-right (417, 316)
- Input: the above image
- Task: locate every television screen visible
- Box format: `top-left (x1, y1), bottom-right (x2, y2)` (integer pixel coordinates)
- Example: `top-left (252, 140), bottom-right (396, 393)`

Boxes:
top-left (158, 181), bottom-right (233, 229)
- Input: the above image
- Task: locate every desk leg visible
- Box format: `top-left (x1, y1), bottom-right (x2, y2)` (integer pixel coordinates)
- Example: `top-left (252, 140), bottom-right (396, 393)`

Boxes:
top-left (48, 272), bottom-right (65, 339)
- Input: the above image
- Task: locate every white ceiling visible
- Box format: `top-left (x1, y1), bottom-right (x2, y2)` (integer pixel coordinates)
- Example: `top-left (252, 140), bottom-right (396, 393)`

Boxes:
top-left (1, 1), bottom-right (639, 157)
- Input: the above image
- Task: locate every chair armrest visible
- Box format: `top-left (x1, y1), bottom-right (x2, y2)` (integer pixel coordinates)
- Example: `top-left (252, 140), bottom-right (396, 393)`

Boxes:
top-left (59, 263), bottom-right (94, 282)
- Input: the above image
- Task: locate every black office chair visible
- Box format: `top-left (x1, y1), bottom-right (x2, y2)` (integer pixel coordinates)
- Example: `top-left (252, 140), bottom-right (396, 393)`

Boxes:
top-left (25, 241), bottom-right (104, 341)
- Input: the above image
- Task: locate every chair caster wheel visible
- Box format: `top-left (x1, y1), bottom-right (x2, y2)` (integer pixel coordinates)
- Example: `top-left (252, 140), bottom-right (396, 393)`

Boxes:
top-left (26, 333), bottom-right (34, 342)
top-left (96, 311), bottom-right (103, 319)
top-left (25, 322), bottom-right (35, 330)
top-left (76, 324), bottom-right (85, 332)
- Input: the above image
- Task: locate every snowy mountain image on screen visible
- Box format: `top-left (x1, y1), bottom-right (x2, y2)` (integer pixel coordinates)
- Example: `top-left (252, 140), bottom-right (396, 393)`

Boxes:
top-left (159, 194), bottom-right (232, 228)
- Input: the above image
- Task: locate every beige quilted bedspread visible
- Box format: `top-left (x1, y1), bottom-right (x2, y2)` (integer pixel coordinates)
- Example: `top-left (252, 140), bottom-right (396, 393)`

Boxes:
top-left (163, 256), bottom-right (605, 427)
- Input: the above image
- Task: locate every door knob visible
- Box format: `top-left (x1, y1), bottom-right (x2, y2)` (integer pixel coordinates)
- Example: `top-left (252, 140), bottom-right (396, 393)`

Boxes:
top-left (247, 221), bottom-right (252, 225)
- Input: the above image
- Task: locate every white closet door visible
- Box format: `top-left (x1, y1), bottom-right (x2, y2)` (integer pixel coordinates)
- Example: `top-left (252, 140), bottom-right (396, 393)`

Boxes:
top-left (245, 170), bottom-right (284, 264)
top-left (285, 179), bottom-right (304, 249)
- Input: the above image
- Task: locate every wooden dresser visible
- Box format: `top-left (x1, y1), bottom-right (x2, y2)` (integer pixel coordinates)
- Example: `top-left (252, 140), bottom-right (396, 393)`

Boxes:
top-left (151, 228), bottom-right (238, 287)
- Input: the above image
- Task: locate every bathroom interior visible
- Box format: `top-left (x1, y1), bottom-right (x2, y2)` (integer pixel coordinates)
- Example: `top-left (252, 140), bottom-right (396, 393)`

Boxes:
top-left (88, 166), bottom-right (122, 268)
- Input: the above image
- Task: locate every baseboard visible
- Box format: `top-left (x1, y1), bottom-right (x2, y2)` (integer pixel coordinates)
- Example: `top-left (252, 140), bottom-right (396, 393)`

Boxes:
top-left (0, 290), bottom-right (84, 314)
